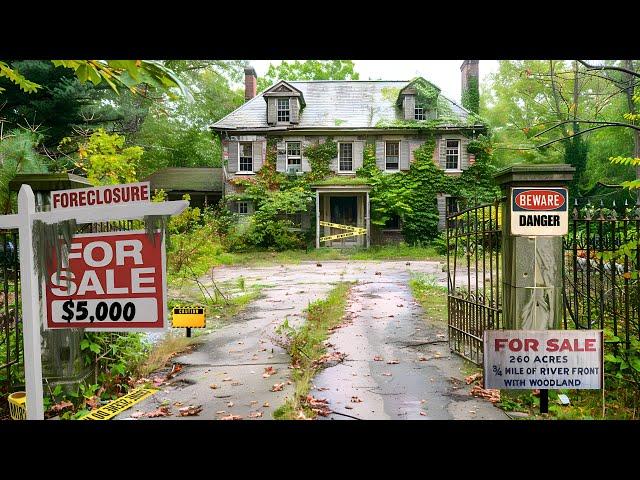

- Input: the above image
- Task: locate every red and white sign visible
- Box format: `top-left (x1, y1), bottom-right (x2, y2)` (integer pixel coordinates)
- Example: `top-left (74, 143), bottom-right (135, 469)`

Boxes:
top-left (44, 230), bottom-right (167, 330)
top-left (51, 182), bottom-right (150, 210)
top-left (511, 187), bottom-right (568, 236)
top-left (484, 330), bottom-right (603, 389)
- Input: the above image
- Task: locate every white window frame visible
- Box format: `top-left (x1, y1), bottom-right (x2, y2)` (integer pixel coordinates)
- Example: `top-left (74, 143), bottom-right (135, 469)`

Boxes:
top-left (237, 201), bottom-right (249, 215)
top-left (445, 139), bottom-right (461, 171)
top-left (286, 141), bottom-right (302, 172)
top-left (277, 98), bottom-right (290, 122)
top-left (414, 106), bottom-right (426, 120)
top-left (338, 142), bottom-right (354, 172)
top-left (385, 141), bottom-right (400, 171)
top-left (238, 141), bottom-right (254, 174)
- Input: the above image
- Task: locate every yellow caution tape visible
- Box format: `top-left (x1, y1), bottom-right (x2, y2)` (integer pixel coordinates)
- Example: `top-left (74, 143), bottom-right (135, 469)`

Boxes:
top-left (172, 306), bottom-right (206, 328)
top-left (80, 387), bottom-right (158, 420)
top-left (319, 221), bottom-right (365, 232)
top-left (320, 231), bottom-right (366, 242)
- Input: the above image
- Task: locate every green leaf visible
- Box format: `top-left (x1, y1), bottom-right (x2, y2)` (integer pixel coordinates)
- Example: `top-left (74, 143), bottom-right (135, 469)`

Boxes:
top-left (80, 339), bottom-right (90, 350)
top-left (89, 343), bottom-right (101, 354)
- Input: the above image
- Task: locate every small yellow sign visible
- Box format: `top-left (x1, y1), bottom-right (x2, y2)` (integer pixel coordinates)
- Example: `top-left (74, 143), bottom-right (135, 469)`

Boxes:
top-left (172, 306), bottom-right (206, 328)
top-left (81, 387), bottom-right (158, 420)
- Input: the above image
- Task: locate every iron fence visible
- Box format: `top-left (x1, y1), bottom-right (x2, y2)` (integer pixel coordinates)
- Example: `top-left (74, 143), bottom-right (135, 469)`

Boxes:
top-left (563, 200), bottom-right (640, 349)
top-left (446, 200), bottom-right (503, 364)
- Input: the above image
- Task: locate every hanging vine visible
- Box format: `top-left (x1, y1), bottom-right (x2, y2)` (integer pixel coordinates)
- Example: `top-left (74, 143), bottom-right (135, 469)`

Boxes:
top-left (32, 219), bottom-right (77, 297)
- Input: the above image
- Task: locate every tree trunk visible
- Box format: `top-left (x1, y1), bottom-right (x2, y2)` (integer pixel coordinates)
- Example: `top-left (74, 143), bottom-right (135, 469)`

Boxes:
top-left (623, 60), bottom-right (640, 204)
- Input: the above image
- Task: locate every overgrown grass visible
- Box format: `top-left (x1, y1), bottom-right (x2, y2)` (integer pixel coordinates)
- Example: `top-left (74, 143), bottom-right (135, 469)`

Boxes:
top-left (138, 333), bottom-right (195, 378)
top-left (273, 282), bottom-right (352, 420)
top-left (409, 272), bottom-right (448, 324)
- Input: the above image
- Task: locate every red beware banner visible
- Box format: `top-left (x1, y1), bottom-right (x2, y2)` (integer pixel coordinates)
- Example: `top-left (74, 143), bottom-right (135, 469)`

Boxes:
top-left (45, 231), bottom-right (167, 330)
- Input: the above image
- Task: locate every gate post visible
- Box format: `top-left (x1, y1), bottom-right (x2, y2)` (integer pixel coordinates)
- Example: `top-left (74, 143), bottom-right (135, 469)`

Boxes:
top-left (494, 165), bottom-right (574, 330)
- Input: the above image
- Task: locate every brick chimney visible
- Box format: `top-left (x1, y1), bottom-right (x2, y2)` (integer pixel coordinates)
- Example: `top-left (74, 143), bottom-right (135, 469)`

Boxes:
top-left (460, 60), bottom-right (479, 114)
top-left (244, 66), bottom-right (257, 101)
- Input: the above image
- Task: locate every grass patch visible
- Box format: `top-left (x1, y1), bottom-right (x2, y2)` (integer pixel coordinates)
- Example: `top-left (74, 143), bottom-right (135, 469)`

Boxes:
top-left (138, 333), bottom-right (195, 378)
top-left (409, 272), bottom-right (447, 324)
top-left (272, 282), bottom-right (352, 419)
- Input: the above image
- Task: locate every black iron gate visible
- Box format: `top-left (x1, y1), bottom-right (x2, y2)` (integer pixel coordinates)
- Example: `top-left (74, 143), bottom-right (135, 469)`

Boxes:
top-left (446, 200), bottom-right (503, 364)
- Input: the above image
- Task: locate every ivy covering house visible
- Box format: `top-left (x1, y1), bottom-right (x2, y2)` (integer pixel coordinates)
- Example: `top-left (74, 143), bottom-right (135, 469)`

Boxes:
top-left (210, 60), bottom-right (499, 250)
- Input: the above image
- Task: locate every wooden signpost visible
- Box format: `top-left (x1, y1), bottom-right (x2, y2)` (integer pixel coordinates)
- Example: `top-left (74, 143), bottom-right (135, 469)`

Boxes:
top-left (0, 183), bottom-right (187, 420)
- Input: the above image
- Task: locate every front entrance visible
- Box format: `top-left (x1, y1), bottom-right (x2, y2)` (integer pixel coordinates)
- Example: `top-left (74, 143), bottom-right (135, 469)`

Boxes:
top-left (330, 196), bottom-right (357, 226)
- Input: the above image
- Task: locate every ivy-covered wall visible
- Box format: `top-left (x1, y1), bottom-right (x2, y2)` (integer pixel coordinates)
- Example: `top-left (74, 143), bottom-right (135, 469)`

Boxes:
top-left (222, 133), bottom-right (500, 249)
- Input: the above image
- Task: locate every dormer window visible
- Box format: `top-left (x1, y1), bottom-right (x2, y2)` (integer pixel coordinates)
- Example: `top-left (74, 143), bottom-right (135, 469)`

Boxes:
top-left (414, 106), bottom-right (426, 120)
top-left (277, 98), bottom-right (290, 122)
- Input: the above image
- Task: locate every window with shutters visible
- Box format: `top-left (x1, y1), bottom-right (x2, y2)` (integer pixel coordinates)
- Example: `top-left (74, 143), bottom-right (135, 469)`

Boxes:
top-left (385, 141), bottom-right (399, 170)
top-left (338, 142), bottom-right (353, 172)
top-left (445, 139), bottom-right (460, 170)
top-left (286, 141), bottom-right (301, 172)
top-left (277, 98), bottom-right (290, 122)
top-left (414, 106), bottom-right (426, 120)
top-left (239, 142), bottom-right (253, 172)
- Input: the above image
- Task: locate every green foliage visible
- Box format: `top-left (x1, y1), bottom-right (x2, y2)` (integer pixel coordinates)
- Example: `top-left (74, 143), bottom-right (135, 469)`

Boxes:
top-left (461, 76), bottom-right (480, 114)
top-left (73, 128), bottom-right (142, 185)
top-left (257, 60), bottom-right (359, 92)
top-left (0, 129), bottom-right (47, 213)
top-left (303, 139), bottom-right (337, 181)
top-left (413, 78), bottom-right (441, 110)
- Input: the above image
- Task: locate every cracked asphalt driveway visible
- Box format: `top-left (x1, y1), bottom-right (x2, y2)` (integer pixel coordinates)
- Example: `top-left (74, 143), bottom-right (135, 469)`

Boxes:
top-left (115, 260), bottom-right (507, 420)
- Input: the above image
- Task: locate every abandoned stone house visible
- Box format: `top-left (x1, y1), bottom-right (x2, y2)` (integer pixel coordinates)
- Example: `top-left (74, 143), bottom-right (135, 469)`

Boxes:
top-left (210, 60), bottom-right (485, 248)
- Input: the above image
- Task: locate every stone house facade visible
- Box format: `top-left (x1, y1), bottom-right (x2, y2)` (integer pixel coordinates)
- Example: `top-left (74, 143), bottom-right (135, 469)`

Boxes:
top-left (210, 61), bottom-right (485, 247)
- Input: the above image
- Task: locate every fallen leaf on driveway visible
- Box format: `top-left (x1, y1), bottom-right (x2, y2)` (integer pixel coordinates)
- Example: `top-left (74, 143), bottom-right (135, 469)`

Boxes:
top-left (470, 385), bottom-right (501, 403)
top-left (420, 411), bottom-right (427, 416)
top-left (250, 400), bottom-right (258, 405)
top-left (231, 381), bottom-right (243, 386)
top-left (220, 414), bottom-right (242, 420)
top-left (144, 406), bottom-right (171, 418)
top-left (350, 396), bottom-right (363, 403)
top-left (381, 372), bottom-right (392, 377)
top-left (263, 402), bottom-right (270, 407)
top-left (271, 383), bottom-right (285, 392)
top-left (179, 405), bottom-right (203, 417)
top-left (130, 411), bottom-right (144, 419)
top-left (465, 373), bottom-right (483, 385)
top-left (222, 377), bottom-right (233, 382)
top-left (216, 410), bottom-right (226, 414)
top-left (210, 384), bottom-right (219, 389)
top-left (386, 360), bottom-right (400, 364)
top-left (374, 271), bottom-right (382, 275)
top-left (262, 366), bottom-right (277, 378)
top-left (345, 405), bottom-right (353, 409)
top-left (396, 304), bottom-right (404, 307)
top-left (304, 395), bottom-right (331, 416)
top-left (174, 402), bottom-right (183, 407)
top-left (227, 401), bottom-right (234, 408)
top-left (373, 355), bottom-right (383, 361)
top-left (248, 411), bottom-right (263, 418)
top-left (418, 356), bottom-right (428, 361)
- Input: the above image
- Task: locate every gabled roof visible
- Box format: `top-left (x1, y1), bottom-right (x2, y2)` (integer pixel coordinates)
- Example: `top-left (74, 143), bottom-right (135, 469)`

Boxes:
top-left (262, 80), bottom-right (306, 107)
top-left (396, 78), bottom-right (441, 106)
top-left (211, 79), bottom-right (477, 131)
top-left (144, 168), bottom-right (223, 193)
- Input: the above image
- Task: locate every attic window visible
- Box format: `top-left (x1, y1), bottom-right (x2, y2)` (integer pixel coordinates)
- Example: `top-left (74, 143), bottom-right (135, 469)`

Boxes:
top-left (277, 98), bottom-right (290, 122)
top-left (414, 106), bottom-right (426, 120)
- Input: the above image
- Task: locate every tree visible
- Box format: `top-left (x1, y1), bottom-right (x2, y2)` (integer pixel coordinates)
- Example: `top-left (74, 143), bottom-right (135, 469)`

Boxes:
top-left (257, 60), bottom-right (359, 91)
top-left (72, 129), bottom-right (143, 185)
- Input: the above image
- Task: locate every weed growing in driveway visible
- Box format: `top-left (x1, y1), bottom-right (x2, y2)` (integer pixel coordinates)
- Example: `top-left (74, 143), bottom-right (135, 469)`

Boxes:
top-left (409, 272), bottom-right (447, 324)
top-left (272, 282), bottom-right (352, 419)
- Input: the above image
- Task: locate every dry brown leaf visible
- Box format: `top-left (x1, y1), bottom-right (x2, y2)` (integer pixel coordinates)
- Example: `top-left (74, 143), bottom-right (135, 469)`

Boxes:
top-left (420, 411), bottom-right (427, 416)
top-left (220, 414), bottom-right (242, 420)
top-left (271, 383), bottom-right (285, 392)
top-left (350, 396), bottom-right (363, 403)
top-left (263, 402), bottom-right (270, 407)
top-left (373, 355), bottom-right (383, 361)
top-left (216, 410), bottom-right (226, 414)
top-left (130, 411), bottom-right (144, 419)
top-left (418, 356), bottom-right (428, 361)
top-left (178, 405), bottom-right (203, 417)
top-left (210, 384), bottom-right (218, 390)
top-left (51, 400), bottom-right (74, 413)
top-left (465, 372), bottom-right (483, 385)
top-left (231, 381), bottom-right (242, 386)
top-left (381, 372), bottom-right (392, 377)
top-left (470, 385), bottom-right (501, 403)
top-left (144, 406), bottom-right (171, 418)
top-left (222, 377), bottom-right (233, 382)
top-left (262, 366), bottom-right (276, 378)
top-left (248, 411), bottom-right (263, 418)
top-left (250, 400), bottom-right (258, 405)
top-left (227, 401), bottom-right (234, 408)
top-left (386, 360), bottom-right (400, 364)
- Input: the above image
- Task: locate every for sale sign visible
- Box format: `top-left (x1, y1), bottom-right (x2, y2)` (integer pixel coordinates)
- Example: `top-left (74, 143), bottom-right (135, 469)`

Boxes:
top-left (511, 187), bottom-right (568, 236)
top-left (45, 230), bottom-right (167, 330)
top-left (484, 330), bottom-right (603, 389)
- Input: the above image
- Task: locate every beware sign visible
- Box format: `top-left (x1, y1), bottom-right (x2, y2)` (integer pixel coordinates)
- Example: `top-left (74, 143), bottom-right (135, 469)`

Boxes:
top-left (172, 306), bottom-right (206, 328)
top-left (51, 182), bottom-right (150, 210)
top-left (45, 230), bottom-right (167, 330)
top-left (483, 330), bottom-right (603, 389)
top-left (511, 187), bottom-right (568, 236)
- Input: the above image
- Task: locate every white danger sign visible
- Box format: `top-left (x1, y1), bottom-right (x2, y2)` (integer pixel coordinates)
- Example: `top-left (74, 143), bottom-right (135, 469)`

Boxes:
top-left (483, 330), bottom-right (603, 389)
top-left (511, 187), bottom-right (568, 236)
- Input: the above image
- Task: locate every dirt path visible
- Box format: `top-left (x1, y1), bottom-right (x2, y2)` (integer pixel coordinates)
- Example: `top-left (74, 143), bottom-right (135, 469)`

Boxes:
top-left (115, 260), bottom-right (505, 420)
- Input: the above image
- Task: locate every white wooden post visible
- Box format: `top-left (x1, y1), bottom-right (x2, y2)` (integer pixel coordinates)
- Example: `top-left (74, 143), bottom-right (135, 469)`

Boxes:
top-left (18, 186), bottom-right (45, 420)
top-left (366, 191), bottom-right (370, 249)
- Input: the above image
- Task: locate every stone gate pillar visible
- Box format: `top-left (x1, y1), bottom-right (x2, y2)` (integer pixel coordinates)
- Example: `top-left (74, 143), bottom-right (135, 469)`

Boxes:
top-left (494, 165), bottom-right (575, 330)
